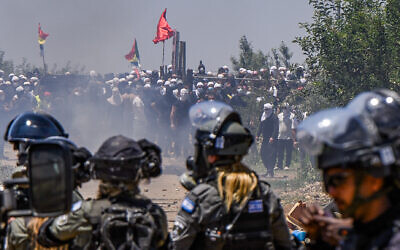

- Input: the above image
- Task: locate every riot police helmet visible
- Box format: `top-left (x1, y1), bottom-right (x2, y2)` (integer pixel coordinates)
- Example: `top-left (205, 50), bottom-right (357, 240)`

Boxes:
top-left (4, 111), bottom-right (68, 144)
top-left (297, 89), bottom-right (400, 178)
top-left (90, 135), bottom-right (147, 183)
top-left (189, 101), bottom-right (253, 178)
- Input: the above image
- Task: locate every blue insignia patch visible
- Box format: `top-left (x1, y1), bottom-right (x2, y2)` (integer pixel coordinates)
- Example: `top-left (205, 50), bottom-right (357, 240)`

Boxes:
top-left (71, 200), bottom-right (82, 212)
top-left (248, 199), bottom-right (263, 213)
top-left (181, 197), bottom-right (195, 214)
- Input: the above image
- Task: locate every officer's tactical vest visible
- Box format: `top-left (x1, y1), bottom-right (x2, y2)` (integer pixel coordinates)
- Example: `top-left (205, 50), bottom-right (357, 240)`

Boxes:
top-left (194, 181), bottom-right (274, 250)
top-left (86, 198), bottom-right (157, 250)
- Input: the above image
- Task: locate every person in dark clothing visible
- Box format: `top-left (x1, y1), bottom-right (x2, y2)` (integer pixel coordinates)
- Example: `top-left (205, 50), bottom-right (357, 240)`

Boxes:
top-left (170, 88), bottom-right (192, 157)
top-left (256, 103), bottom-right (278, 177)
top-left (297, 89), bottom-right (400, 250)
top-left (198, 60), bottom-right (205, 75)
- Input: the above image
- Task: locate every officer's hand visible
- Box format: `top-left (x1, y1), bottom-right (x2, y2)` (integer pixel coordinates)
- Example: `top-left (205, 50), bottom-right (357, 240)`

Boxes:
top-left (313, 215), bottom-right (353, 246)
top-left (297, 204), bottom-right (324, 241)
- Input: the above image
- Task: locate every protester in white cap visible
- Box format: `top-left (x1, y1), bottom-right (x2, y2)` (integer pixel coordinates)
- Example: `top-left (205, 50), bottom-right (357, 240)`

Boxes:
top-left (196, 82), bottom-right (203, 88)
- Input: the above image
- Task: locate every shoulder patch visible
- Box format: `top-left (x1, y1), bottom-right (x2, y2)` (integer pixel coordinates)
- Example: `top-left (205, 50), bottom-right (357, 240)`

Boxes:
top-left (71, 200), bottom-right (82, 212)
top-left (248, 199), bottom-right (264, 213)
top-left (181, 197), bottom-right (195, 214)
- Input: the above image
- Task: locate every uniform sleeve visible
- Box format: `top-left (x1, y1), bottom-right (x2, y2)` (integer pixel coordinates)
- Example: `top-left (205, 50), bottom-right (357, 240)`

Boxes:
top-left (171, 193), bottom-right (201, 250)
top-left (171, 184), bottom-right (222, 250)
top-left (149, 204), bottom-right (169, 248)
top-left (48, 200), bottom-right (92, 241)
top-left (6, 217), bottom-right (29, 250)
top-left (267, 190), bottom-right (292, 249)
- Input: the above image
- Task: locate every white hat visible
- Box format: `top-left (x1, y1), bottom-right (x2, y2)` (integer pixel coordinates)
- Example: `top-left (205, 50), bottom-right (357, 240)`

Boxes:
top-left (89, 70), bottom-right (97, 77)
top-left (65, 72), bottom-right (71, 75)
top-left (164, 81), bottom-right (171, 86)
top-left (256, 97), bottom-right (263, 103)
top-left (278, 66), bottom-right (286, 71)
top-left (23, 81), bottom-right (31, 86)
top-left (207, 81), bottom-right (214, 87)
top-left (180, 88), bottom-right (188, 95)
top-left (119, 78), bottom-right (126, 82)
top-left (30, 77), bottom-right (38, 81)
top-left (16, 86), bottom-right (24, 92)
top-left (217, 74), bottom-right (224, 79)
top-left (196, 82), bottom-right (203, 87)
top-left (263, 103), bottom-right (273, 109)
top-left (113, 77), bottom-right (119, 84)
top-left (223, 65), bottom-right (229, 69)
top-left (167, 65), bottom-right (172, 69)
top-left (247, 70), bottom-right (252, 74)
top-left (12, 76), bottom-right (19, 82)
top-left (177, 79), bottom-right (183, 84)
top-left (145, 70), bottom-right (151, 75)
top-left (170, 78), bottom-right (177, 83)
top-left (126, 75), bottom-right (133, 80)
top-left (207, 71), bottom-right (213, 76)
top-left (214, 83), bottom-right (222, 88)
top-left (270, 66), bottom-right (277, 71)
top-left (144, 78), bottom-right (150, 83)
top-left (8, 73), bottom-right (15, 78)
top-left (157, 79), bottom-right (163, 84)
top-left (5, 81), bottom-right (11, 85)
top-left (144, 83), bottom-right (151, 88)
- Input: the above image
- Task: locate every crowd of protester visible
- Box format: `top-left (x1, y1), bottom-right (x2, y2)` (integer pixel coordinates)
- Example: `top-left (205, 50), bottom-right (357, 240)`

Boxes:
top-left (0, 61), bottom-right (309, 175)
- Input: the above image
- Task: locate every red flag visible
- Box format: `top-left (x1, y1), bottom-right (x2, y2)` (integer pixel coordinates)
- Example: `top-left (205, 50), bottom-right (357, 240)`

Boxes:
top-left (38, 23), bottom-right (49, 44)
top-left (152, 8), bottom-right (174, 44)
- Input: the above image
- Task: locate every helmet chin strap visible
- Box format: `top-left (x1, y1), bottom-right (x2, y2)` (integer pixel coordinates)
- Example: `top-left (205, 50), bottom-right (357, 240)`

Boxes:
top-left (341, 172), bottom-right (391, 219)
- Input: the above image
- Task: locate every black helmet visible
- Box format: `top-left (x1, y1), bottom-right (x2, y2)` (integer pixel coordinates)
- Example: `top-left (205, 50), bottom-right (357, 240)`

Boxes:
top-left (297, 89), bottom-right (400, 177)
top-left (4, 112), bottom-right (68, 143)
top-left (90, 135), bottom-right (147, 183)
top-left (188, 101), bottom-right (253, 179)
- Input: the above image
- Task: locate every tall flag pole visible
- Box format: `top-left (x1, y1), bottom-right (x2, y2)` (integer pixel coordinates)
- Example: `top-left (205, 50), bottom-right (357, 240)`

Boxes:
top-left (153, 8), bottom-right (174, 70)
top-left (38, 23), bottom-right (49, 74)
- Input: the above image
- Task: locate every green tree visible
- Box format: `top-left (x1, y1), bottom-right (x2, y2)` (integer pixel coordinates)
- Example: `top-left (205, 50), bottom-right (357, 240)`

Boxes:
top-left (295, 0), bottom-right (400, 108)
top-left (278, 41), bottom-right (293, 68)
top-left (231, 35), bottom-right (271, 71)
top-left (0, 50), bottom-right (14, 75)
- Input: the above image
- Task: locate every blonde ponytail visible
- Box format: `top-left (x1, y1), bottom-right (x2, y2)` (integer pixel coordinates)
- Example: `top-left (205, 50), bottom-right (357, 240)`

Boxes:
top-left (216, 162), bottom-right (258, 212)
top-left (27, 217), bottom-right (69, 250)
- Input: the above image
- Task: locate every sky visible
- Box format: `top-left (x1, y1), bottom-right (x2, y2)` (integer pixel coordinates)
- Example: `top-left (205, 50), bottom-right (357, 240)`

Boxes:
top-left (0, 0), bottom-right (314, 74)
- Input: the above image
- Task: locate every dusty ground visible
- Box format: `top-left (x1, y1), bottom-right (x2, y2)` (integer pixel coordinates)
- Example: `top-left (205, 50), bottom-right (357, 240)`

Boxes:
top-left (1, 144), bottom-right (330, 229)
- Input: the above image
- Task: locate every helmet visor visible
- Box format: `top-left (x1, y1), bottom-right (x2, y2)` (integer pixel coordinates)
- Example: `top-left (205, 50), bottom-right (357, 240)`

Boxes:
top-left (189, 101), bottom-right (233, 128)
top-left (297, 107), bottom-right (379, 156)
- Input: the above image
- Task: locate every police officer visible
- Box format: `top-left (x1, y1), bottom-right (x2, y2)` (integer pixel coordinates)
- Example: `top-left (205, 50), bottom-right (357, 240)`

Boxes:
top-left (3, 112), bottom-right (89, 250)
top-left (296, 89), bottom-right (400, 249)
top-left (37, 135), bottom-right (168, 249)
top-left (172, 101), bottom-right (292, 250)
top-left (4, 111), bottom-right (68, 169)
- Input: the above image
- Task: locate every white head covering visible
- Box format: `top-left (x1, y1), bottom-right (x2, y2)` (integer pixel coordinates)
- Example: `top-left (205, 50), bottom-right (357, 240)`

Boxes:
top-left (261, 103), bottom-right (273, 121)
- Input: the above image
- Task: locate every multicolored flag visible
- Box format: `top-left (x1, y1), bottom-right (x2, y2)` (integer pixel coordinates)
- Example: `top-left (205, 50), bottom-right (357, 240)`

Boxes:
top-left (125, 39), bottom-right (140, 66)
top-left (38, 23), bottom-right (49, 45)
top-left (152, 8), bottom-right (174, 44)
top-left (38, 23), bottom-right (49, 57)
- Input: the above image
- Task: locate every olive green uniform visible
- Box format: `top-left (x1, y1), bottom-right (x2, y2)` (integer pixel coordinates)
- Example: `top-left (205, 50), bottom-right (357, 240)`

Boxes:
top-left (171, 179), bottom-right (292, 250)
top-left (39, 193), bottom-right (168, 249)
top-left (5, 190), bottom-right (84, 250)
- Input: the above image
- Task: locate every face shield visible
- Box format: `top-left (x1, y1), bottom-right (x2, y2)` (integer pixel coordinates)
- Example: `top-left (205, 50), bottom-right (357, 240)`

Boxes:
top-left (296, 108), bottom-right (380, 156)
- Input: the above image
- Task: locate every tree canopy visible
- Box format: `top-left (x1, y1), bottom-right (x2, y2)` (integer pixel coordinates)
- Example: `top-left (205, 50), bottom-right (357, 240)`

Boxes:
top-left (295, 0), bottom-right (400, 107)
